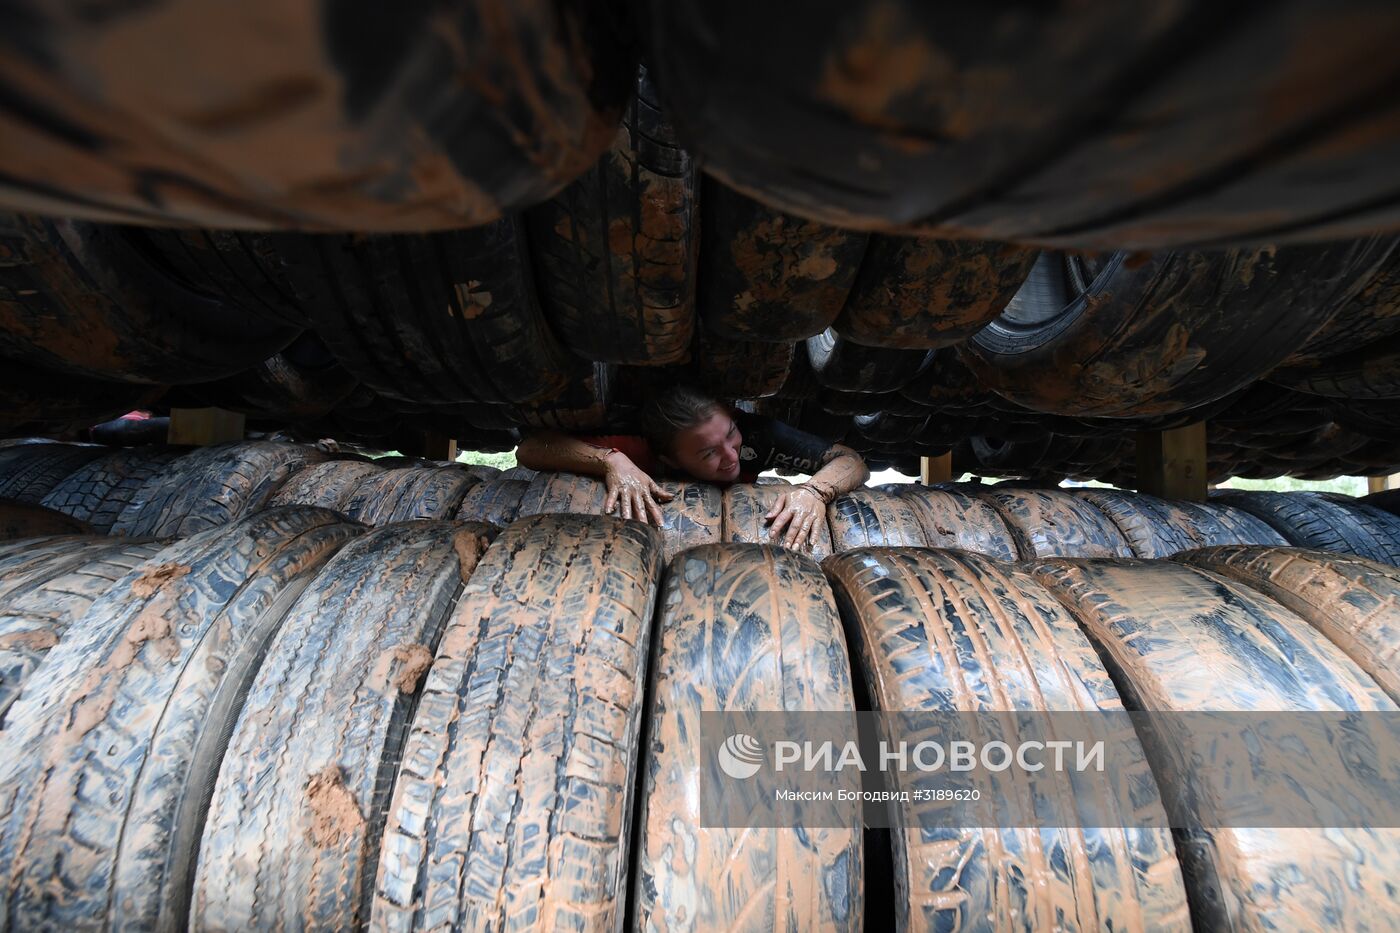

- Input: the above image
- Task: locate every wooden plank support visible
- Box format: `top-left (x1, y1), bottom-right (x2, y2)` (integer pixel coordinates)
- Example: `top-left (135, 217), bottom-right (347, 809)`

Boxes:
top-left (1369, 474), bottom-right (1400, 494)
top-left (422, 432), bottom-right (458, 462)
top-left (167, 407), bottom-right (245, 446)
top-left (1136, 422), bottom-right (1207, 502)
top-left (920, 452), bottom-right (952, 485)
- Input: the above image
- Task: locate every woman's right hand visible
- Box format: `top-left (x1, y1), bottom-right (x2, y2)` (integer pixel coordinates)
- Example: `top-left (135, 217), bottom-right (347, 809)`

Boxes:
top-left (603, 451), bottom-right (673, 526)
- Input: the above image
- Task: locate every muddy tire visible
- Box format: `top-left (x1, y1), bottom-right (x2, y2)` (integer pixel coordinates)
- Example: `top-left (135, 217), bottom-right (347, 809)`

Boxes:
top-left (0, 1), bottom-right (634, 230)
top-left (509, 362), bottom-right (613, 430)
top-left (39, 447), bottom-right (185, 532)
top-left (1176, 546), bottom-right (1400, 704)
top-left (1284, 250), bottom-right (1400, 364)
top-left (976, 488), bottom-right (1135, 559)
top-left (452, 477), bottom-right (530, 527)
top-left (722, 482), bottom-right (834, 561)
top-left (341, 467), bottom-right (479, 525)
top-left (193, 521), bottom-right (492, 930)
top-left (528, 66), bottom-right (697, 366)
top-left (113, 441), bottom-right (326, 538)
top-left (1215, 490), bottom-right (1400, 565)
top-left (0, 539), bottom-right (166, 723)
top-left (825, 548), bottom-right (1189, 931)
top-left (0, 499), bottom-right (95, 539)
top-left (516, 471), bottom-right (611, 519)
top-left (1030, 558), bottom-right (1400, 931)
top-left (0, 443), bottom-right (109, 504)
top-left (1070, 489), bottom-right (1198, 558)
top-left (189, 333), bottom-right (358, 420)
top-left (636, 544), bottom-right (861, 931)
top-left (654, 480), bottom-right (722, 561)
top-left (644, 2), bottom-right (1400, 248)
top-left (699, 182), bottom-right (868, 342)
top-left (0, 507), bottom-right (363, 930)
top-left (371, 514), bottom-right (661, 931)
top-left (807, 329), bottom-right (930, 393)
top-left (834, 238), bottom-right (1037, 349)
top-left (132, 229), bottom-right (310, 327)
top-left (900, 486), bottom-right (1021, 561)
top-left (698, 331), bottom-right (794, 398)
top-left (0, 215), bottom-right (300, 384)
top-left (1187, 500), bottom-right (1290, 546)
top-left (828, 488), bottom-right (929, 551)
top-left (265, 460), bottom-right (385, 512)
top-left (274, 223), bottom-right (574, 404)
top-left (1271, 333), bottom-right (1400, 399)
top-left (962, 242), bottom-right (1392, 417)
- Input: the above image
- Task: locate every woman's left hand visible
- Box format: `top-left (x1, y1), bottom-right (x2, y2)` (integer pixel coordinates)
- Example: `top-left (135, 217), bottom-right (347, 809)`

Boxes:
top-left (765, 485), bottom-right (826, 551)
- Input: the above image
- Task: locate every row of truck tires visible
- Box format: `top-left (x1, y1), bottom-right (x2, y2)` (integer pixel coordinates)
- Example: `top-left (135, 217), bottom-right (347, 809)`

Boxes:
top-left (3, 503), bottom-right (1400, 928)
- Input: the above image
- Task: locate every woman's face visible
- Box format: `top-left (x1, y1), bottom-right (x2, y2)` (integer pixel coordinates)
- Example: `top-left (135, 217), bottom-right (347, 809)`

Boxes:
top-left (667, 411), bottom-right (743, 482)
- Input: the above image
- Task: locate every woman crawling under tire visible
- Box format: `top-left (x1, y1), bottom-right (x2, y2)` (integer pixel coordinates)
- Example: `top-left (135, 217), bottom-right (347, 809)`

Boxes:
top-left (517, 385), bottom-right (868, 551)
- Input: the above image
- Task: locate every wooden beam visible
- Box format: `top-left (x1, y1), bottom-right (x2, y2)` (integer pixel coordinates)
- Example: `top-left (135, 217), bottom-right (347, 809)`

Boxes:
top-left (422, 432), bottom-right (458, 462)
top-left (921, 453), bottom-right (952, 485)
top-left (1136, 422), bottom-right (1207, 502)
top-left (1369, 474), bottom-right (1400, 494)
top-left (167, 407), bottom-right (245, 446)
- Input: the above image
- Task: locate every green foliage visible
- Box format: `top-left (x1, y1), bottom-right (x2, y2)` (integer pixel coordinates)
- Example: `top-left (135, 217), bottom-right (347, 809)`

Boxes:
top-left (455, 448), bottom-right (518, 469)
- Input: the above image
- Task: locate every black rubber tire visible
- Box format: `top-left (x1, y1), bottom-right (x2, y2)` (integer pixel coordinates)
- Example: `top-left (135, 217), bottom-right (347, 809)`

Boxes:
top-left (274, 222), bottom-right (575, 404)
top-left (452, 477), bottom-right (530, 527)
top-left (1271, 333), bottom-right (1400, 399)
top-left (636, 543), bottom-right (862, 931)
top-left (0, 499), bottom-right (95, 539)
top-left (851, 411), bottom-right (928, 445)
top-left (655, 480), bottom-right (722, 561)
top-left (527, 66), bottom-right (697, 366)
top-left (1363, 488), bottom-right (1400, 517)
top-left (0, 539), bottom-right (166, 723)
top-left (515, 470), bottom-right (611, 520)
top-left (370, 514), bottom-right (661, 931)
top-left (40, 447), bottom-right (185, 533)
top-left (0, 215), bottom-right (300, 384)
top-left (807, 329), bottom-right (930, 393)
top-left (189, 333), bottom-right (358, 420)
top-left (0, 507), bottom-right (363, 931)
top-left (961, 241), bottom-right (1393, 417)
top-left (192, 520), bottom-right (493, 931)
top-left (899, 486), bottom-right (1022, 561)
top-left (976, 488), bottom-right (1135, 559)
top-left (509, 362), bottom-right (613, 430)
top-left (699, 180), bottom-right (868, 342)
top-left (722, 482), bottom-right (835, 561)
top-left (1030, 558), bottom-right (1400, 931)
top-left (113, 441), bottom-right (327, 538)
top-left (898, 349), bottom-right (994, 410)
top-left (0, 1), bottom-right (634, 230)
top-left (644, 1), bottom-right (1400, 248)
top-left (697, 331), bottom-right (794, 398)
top-left (130, 229), bottom-right (310, 327)
top-left (1283, 249), bottom-right (1400, 364)
top-left (825, 548), bottom-right (1189, 931)
top-left (0, 443), bottom-right (110, 504)
top-left (834, 237), bottom-right (1038, 348)
top-left (264, 459), bottom-right (385, 512)
top-left (1214, 490), bottom-right (1400, 565)
top-left (827, 488), bottom-right (929, 551)
top-left (342, 467), bottom-right (479, 525)
top-left (1175, 545), bottom-right (1400, 704)
top-left (1070, 489), bottom-right (1199, 558)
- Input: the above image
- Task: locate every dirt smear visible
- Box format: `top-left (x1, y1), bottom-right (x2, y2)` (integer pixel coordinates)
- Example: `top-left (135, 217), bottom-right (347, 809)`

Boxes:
top-left (305, 765), bottom-right (364, 846)
top-left (388, 642), bottom-right (434, 694)
top-left (451, 529), bottom-right (488, 585)
top-left (0, 630), bottom-right (59, 651)
top-left (129, 562), bottom-right (192, 598)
